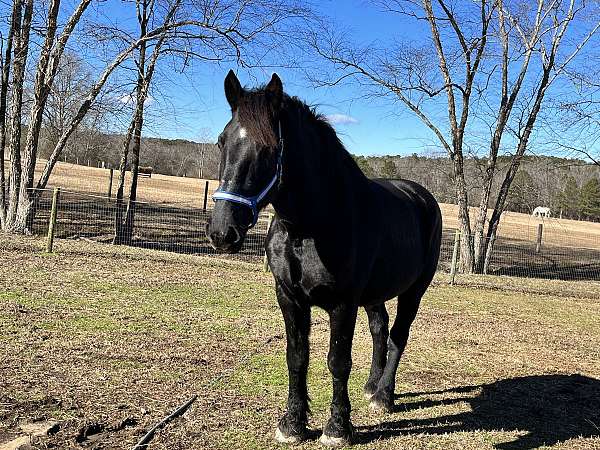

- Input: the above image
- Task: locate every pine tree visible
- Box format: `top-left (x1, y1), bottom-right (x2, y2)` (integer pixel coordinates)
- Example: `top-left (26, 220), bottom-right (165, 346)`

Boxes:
top-left (579, 178), bottom-right (600, 221)
top-left (353, 155), bottom-right (374, 178)
top-left (507, 170), bottom-right (538, 213)
top-left (380, 157), bottom-right (397, 178)
top-left (557, 176), bottom-right (580, 219)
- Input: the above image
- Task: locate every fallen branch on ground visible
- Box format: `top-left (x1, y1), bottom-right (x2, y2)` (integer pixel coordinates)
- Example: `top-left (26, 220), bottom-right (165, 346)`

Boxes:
top-left (131, 394), bottom-right (197, 449)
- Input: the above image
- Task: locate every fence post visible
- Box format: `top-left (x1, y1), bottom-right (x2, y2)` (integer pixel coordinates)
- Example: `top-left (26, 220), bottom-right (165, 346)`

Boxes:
top-left (263, 213), bottom-right (274, 272)
top-left (450, 229), bottom-right (460, 285)
top-left (46, 188), bottom-right (60, 253)
top-left (535, 223), bottom-right (543, 253)
top-left (107, 168), bottom-right (114, 199)
top-left (202, 180), bottom-right (209, 211)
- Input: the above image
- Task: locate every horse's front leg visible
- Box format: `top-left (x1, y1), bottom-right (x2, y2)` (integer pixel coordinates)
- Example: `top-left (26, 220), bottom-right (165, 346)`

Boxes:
top-left (320, 303), bottom-right (358, 447)
top-left (275, 284), bottom-right (311, 444)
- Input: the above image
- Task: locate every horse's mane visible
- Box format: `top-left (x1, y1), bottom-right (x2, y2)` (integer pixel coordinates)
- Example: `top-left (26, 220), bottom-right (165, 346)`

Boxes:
top-left (237, 87), bottom-right (363, 176)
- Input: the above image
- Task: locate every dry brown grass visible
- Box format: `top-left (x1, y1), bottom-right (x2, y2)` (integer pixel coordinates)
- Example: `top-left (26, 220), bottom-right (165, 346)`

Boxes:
top-left (33, 159), bottom-right (221, 208)
top-left (33, 160), bottom-right (600, 250)
top-left (1, 234), bottom-right (599, 449)
top-left (439, 203), bottom-right (600, 250)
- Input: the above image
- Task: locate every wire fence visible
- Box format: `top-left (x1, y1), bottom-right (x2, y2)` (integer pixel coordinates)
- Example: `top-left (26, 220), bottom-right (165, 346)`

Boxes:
top-left (31, 188), bottom-right (269, 262)
top-left (31, 188), bottom-right (600, 282)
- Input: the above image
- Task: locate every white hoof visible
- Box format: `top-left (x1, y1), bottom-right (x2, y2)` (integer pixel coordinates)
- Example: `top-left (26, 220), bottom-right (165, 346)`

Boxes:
top-left (364, 392), bottom-right (374, 400)
top-left (275, 426), bottom-right (301, 444)
top-left (368, 399), bottom-right (391, 413)
top-left (319, 433), bottom-right (350, 448)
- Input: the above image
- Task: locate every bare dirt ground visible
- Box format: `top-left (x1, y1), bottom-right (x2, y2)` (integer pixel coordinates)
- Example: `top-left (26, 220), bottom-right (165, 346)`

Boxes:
top-left (1, 234), bottom-right (599, 449)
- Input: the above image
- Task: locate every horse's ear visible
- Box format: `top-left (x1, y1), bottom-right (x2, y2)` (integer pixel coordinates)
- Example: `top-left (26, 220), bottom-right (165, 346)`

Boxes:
top-left (265, 73), bottom-right (283, 112)
top-left (224, 70), bottom-right (243, 111)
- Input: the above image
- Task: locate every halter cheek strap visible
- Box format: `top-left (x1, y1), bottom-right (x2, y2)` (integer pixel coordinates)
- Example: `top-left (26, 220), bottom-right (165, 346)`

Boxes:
top-left (212, 122), bottom-right (284, 228)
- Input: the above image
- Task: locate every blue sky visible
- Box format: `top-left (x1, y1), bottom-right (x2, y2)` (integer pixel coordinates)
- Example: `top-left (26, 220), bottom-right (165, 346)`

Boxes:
top-left (103, 0), bottom-right (598, 158)
top-left (139, 0), bottom-right (434, 156)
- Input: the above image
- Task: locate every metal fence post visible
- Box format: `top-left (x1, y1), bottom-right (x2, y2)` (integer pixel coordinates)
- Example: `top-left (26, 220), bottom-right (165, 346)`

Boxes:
top-left (107, 168), bottom-right (114, 199)
top-left (203, 180), bottom-right (209, 211)
top-left (46, 188), bottom-right (60, 253)
top-left (450, 229), bottom-right (460, 285)
top-left (263, 213), bottom-right (274, 272)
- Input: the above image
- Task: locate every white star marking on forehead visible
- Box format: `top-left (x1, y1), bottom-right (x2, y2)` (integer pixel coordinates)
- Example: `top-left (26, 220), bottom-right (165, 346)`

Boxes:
top-left (239, 127), bottom-right (247, 139)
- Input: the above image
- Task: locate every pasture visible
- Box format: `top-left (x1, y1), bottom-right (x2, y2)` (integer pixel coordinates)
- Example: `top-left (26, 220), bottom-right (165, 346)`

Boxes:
top-left (35, 159), bottom-right (600, 250)
top-left (1, 234), bottom-right (599, 449)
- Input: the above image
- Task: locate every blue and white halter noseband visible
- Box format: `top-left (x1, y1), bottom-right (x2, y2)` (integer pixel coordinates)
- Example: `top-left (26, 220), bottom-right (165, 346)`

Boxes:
top-left (212, 121), bottom-right (284, 228)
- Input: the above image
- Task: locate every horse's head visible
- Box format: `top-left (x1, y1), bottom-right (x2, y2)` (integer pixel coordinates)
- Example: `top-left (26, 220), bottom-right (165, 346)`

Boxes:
top-left (206, 70), bottom-right (284, 253)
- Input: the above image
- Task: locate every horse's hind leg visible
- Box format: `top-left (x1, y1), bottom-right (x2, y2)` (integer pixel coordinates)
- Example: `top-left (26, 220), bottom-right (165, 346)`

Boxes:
top-left (369, 287), bottom-right (422, 413)
top-left (364, 303), bottom-right (389, 398)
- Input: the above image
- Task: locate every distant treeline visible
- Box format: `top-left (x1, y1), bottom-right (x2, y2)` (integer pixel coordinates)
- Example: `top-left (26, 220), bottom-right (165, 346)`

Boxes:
top-left (51, 130), bottom-right (600, 221)
top-left (47, 129), bottom-right (219, 180)
top-left (354, 154), bottom-right (600, 221)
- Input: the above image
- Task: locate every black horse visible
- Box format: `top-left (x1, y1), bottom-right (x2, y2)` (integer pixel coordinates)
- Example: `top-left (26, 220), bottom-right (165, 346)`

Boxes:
top-left (207, 71), bottom-right (442, 447)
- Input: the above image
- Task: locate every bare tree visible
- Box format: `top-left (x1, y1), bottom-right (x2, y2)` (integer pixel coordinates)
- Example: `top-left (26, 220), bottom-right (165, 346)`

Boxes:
top-left (112, 0), bottom-right (311, 244)
top-left (310, 0), bottom-right (600, 273)
top-left (0, 0), bottom-right (195, 234)
top-left (4, 0), bottom-right (33, 232)
top-left (114, 0), bottom-right (180, 245)
top-left (0, 0), bottom-right (19, 228)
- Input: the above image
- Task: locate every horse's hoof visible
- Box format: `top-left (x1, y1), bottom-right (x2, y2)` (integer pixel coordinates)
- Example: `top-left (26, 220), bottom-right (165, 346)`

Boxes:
top-left (363, 381), bottom-right (378, 399)
top-left (319, 432), bottom-right (350, 448)
top-left (275, 426), bottom-right (302, 444)
top-left (369, 394), bottom-right (393, 413)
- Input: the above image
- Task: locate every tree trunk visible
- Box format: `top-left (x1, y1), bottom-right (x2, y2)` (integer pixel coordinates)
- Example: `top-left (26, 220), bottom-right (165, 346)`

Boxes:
top-left (120, 111), bottom-right (143, 244)
top-left (472, 170), bottom-right (493, 273)
top-left (114, 0), bottom-right (174, 245)
top-left (0, 0), bottom-right (18, 227)
top-left (4, 0), bottom-right (33, 233)
top-left (482, 63), bottom-right (554, 273)
top-left (451, 151), bottom-right (474, 273)
top-left (15, 0), bottom-right (60, 234)
top-left (114, 0), bottom-right (148, 245)
top-left (113, 118), bottom-right (136, 244)
top-left (15, 0), bottom-right (92, 233)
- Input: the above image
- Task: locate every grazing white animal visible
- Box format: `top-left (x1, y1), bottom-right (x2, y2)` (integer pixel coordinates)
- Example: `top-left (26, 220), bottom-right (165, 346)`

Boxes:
top-left (532, 206), bottom-right (551, 218)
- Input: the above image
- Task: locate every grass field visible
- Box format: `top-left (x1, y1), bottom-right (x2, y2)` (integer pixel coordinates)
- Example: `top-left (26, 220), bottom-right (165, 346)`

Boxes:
top-left (32, 159), bottom-right (600, 250)
top-left (1, 234), bottom-right (599, 449)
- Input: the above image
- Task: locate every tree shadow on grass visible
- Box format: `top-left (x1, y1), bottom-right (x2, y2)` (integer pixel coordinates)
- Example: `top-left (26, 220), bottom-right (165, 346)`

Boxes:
top-left (356, 374), bottom-right (600, 449)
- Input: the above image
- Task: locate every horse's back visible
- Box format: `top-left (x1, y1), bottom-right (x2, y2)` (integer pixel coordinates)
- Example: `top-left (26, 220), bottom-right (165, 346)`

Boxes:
top-left (371, 178), bottom-right (442, 249)
top-left (359, 178), bottom-right (442, 304)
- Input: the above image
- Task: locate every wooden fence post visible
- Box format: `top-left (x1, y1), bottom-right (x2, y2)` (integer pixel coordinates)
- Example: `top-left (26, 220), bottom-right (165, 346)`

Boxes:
top-left (46, 188), bottom-right (60, 253)
top-left (107, 168), bottom-right (114, 199)
top-left (202, 180), bottom-right (209, 211)
top-left (450, 229), bottom-right (460, 285)
top-left (263, 213), bottom-right (274, 272)
top-left (535, 223), bottom-right (543, 253)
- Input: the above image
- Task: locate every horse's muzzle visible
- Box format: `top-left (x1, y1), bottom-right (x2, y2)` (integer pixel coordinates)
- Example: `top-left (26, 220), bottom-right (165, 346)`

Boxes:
top-left (206, 221), bottom-right (245, 253)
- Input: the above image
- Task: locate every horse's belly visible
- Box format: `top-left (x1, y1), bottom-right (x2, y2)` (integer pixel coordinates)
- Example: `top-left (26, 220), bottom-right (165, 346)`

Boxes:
top-left (361, 247), bottom-right (424, 304)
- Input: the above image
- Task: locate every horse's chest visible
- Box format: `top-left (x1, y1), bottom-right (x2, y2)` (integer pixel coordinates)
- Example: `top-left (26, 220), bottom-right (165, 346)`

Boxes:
top-left (271, 236), bottom-right (338, 303)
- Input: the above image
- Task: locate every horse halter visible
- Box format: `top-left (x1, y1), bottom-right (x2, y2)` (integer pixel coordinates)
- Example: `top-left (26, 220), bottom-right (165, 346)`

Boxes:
top-left (212, 121), bottom-right (284, 228)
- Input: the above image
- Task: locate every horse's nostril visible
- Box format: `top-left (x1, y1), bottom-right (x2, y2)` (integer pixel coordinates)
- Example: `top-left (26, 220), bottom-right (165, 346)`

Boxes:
top-left (209, 230), bottom-right (225, 246)
top-left (208, 226), bottom-right (241, 249)
top-left (225, 226), bottom-right (241, 245)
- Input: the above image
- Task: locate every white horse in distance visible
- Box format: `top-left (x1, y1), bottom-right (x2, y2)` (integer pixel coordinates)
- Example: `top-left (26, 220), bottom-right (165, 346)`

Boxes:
top-left (532, 206), bottom-right (551, 218)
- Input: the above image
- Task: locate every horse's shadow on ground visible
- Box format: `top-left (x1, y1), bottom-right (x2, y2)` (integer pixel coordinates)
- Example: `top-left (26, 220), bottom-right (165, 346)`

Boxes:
top-left (355, 374), bottom-right (600, 449)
